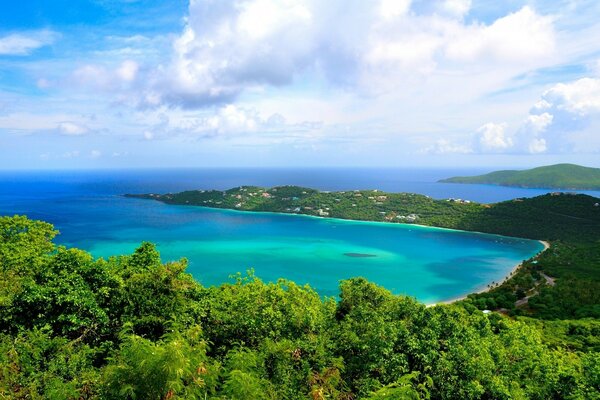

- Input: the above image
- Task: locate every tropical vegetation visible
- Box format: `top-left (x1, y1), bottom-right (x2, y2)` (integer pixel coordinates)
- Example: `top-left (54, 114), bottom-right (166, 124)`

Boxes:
top-left (1, 215), bottom-right (600, 399)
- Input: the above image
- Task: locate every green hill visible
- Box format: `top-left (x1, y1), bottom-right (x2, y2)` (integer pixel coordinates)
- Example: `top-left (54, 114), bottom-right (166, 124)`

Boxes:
top-left (1, 215), bottom-right (600, 399)
top-left (439, 163), bottom-right (600, 190)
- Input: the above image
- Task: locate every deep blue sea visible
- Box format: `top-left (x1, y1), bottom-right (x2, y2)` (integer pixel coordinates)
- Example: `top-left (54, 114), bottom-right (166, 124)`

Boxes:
top-left (1, 168), bottom-right (597, 302)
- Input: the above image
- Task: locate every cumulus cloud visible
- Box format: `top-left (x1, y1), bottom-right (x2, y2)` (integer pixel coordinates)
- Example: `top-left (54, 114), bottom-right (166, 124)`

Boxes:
top-left (432, 77), bottom-right (600, 156)
top-left (541, 77), bottom-right (600, 115)
top-left (0, 30), bottom-right (58, 55)
top-left (461, 77), bottom-right (600, 155)
top-left (515, 77), bottom-right (600, 153)
top-left (519, 113), bottom-right (553, 153)
top-left (525, 112), bottom-right (553, 133)
top-left (117, 1), bottom-right (556, 109)
top-left (528, 138), bottom-right (547, 153)
top-left (475, 122), bottom-right (512, 152)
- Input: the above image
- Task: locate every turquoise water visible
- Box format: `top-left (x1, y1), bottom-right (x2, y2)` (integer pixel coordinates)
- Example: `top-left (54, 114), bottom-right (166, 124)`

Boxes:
top-left (82, 201), bottom-right (542, 303)
top-left (0, 169), bottom-right (547, 303)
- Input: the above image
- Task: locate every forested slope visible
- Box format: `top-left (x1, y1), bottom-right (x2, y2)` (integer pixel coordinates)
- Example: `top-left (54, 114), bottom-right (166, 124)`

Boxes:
top-left (1, 216), bottom-right (599, 399)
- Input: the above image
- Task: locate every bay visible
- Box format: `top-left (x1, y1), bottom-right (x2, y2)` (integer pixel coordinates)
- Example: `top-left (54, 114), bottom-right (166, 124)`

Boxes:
top-left (0, 168), bottom-right (578, 302)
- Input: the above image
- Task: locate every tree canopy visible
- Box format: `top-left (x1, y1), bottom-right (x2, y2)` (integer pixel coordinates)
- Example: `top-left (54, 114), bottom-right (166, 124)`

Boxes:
top-left (1, 215), bottom-right (598, 399)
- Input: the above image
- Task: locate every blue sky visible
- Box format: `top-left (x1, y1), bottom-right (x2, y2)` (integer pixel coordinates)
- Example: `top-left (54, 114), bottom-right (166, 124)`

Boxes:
top-left (1, 0), bottom-right (600, 169)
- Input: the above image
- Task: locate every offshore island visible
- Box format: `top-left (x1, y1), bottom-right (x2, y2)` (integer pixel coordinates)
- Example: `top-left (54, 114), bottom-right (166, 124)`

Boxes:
top-left (440, 163), bottom-right (600, 190)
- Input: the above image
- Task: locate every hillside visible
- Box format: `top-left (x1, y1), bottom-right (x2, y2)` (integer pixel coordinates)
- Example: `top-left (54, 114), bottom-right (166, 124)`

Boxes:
top-left (1, 215), bottom-right (599, 399)
top-left (439, 163), bottom-right (600, 190)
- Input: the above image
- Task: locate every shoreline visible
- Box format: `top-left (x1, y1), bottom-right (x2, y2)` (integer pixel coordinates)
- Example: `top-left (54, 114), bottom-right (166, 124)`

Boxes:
top-left (132, 198), bottom-right (550, 305)
top-left (427, 239), bottom-right (551, 307)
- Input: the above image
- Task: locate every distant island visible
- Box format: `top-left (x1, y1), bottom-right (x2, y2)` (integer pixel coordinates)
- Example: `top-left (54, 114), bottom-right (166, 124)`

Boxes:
top-left (439, 163), bottom-right (600, 190)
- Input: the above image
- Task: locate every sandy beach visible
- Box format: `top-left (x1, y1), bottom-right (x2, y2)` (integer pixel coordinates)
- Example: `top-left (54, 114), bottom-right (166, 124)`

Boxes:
top-left (427, 239), bottom-right (551, 307)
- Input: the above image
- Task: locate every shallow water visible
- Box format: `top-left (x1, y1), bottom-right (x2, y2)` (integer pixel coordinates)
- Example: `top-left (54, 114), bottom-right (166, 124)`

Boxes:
top-left (0, 168), bottom-right (558, 302)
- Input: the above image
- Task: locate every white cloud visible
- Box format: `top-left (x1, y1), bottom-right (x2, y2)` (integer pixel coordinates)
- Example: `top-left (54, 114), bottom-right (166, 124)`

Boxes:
top-left (525, 112), bottom-right (553, 133)
top-left (430, 111), bottom-right (555, 155)
top-left (57, 121), bottom-right (88, 136)
top-left (504, 78), bottom-right (600, 154)
top-left (379, 0), bottom-right (411, 19)
top-left (475, 122), bottom-right (512, 152)
top-left (445, 7), bottom-right (555, 62)
top-left (16, 1), bottom-right (600, 168)
top-left (0, 30), bottom-right (58, 55)
top-left (540, 77), bottom-right (600, 115)
top-left (528, 138), bottom-right (547, 154)
top-left (438, 0), bottom-right (471, 19)
top-left (519, 77), bottom-right (600, 153)
top-left (130, 2), bottom-right (557, 108)
top-left (116, 60), bottom-right (139, 82)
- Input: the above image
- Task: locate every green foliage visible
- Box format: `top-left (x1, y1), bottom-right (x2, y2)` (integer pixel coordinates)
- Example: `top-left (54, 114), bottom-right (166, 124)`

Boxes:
top-left (517, 318), bottom-right (600, 352)
top-left (0, 327), bottom-right (99, 399)
top-left (366, 372), bottom-right (432, 400)
top-left (102, 324), bottom-right (217, 399)
top-left (1, 215), bottom-right (599, 399)
top-left (0, 215), bottom-right (57, 272)
top-left (464, 240), bottom-right (600, 320)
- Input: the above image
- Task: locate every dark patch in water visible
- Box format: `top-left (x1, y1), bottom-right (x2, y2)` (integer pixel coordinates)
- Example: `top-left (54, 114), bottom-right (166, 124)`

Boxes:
top-left (344, 252), bottom-right (377, 258)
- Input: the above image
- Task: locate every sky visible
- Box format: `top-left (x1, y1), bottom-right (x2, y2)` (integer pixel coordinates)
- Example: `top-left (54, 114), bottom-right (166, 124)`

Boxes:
top-left (1, 0), bottom-right (600, 169)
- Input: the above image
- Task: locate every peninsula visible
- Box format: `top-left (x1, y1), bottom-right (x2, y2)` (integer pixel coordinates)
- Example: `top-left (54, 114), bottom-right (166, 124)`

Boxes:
top-left (439, 163), bottom-right (600, 190)
top-left (126, 185), bottom-right (600, 241)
